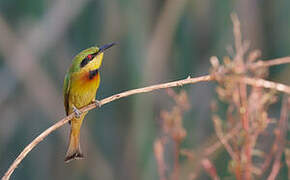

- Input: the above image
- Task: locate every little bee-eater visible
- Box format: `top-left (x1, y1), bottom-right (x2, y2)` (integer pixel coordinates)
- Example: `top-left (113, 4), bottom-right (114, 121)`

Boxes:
top-left (63, 43), bottom-right (115, 162)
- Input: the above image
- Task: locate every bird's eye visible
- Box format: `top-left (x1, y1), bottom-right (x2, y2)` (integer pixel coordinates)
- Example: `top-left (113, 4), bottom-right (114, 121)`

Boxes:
top-left (80, 52), bottom-right (98, 68)
top-left (87, 54), bottom-right (93, 60)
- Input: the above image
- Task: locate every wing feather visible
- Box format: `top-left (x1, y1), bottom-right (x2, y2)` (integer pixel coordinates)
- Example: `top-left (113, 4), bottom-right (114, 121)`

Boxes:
top-left (63, 73), bottom-right (71, 116)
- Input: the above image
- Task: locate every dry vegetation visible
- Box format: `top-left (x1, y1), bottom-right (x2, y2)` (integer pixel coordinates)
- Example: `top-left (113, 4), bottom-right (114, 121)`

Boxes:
top-left (153, 14), bottom-right (290, 180)
top-left (2, 14), bottom-right (290, 180)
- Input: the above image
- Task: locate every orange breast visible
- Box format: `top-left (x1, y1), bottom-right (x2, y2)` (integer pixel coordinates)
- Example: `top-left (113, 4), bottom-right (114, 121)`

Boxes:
top-left (81, 70), bottom-right (99, 82)
top-left (68, 71), bottom-right (100, 113)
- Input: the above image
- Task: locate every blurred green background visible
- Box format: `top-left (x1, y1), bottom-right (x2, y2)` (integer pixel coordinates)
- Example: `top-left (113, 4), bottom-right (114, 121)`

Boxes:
top-left (0, 0), bottom-right (289, 179)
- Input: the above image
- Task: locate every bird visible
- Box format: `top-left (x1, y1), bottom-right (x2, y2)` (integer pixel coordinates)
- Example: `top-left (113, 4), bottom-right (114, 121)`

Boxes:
top-left (63, 43), bottom-right (115, 163)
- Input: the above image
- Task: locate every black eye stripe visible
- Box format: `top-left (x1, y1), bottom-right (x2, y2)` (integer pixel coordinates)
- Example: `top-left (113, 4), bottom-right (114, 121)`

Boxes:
top-left (79, 50), bottom-right (100, 68)
top-left (91, 51), bottom-right (99, 57)
top-left (80, 57), bottom-right (89, 68)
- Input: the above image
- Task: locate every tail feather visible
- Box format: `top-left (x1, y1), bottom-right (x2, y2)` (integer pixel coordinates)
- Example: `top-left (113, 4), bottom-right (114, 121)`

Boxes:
top-left (65, 119), bottom-right (84, 163)
top-left (64, 149), bottom-right (84, 163)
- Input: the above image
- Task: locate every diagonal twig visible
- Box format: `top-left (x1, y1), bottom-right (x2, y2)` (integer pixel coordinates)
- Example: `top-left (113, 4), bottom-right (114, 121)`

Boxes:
top-left (267, 96), bottom-right (289, 180)
top-left (250, 57), bottom-right (290, 69)
top-left (1, 75), bottom-right (212, 180)
top-left (2, 54), bottom-right (290, 180)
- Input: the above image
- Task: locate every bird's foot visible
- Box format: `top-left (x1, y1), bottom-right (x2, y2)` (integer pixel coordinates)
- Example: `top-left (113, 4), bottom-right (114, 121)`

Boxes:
top-left (72, 106), bottom-right (82, 118)
top-left (94, 99), bottom-right (102, 108)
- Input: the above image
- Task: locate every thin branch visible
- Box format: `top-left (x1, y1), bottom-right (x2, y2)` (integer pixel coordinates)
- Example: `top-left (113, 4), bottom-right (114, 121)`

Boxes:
top-left (154, 139), bottom-right (167, 180)
top-left (180, 124), bottom-right (241, 180)
top-left (201, 158), bottom-right (220, 180)
top-left (267, 96), bottom-right (289, 180)
top-left (212, 116), bottom-right (238, 161)
top-left (241, 77), bottom-right (290, 94)
top-left (3, 55), bottom-right (290, 180)
top-left (231, 13), bottom-right (242, 58)
top-left (1, 75), bottom-right (212, 180)
top-left (204, 123), bottom-right (242, 156)
top-left (250, 57), bottom-right (290, 69)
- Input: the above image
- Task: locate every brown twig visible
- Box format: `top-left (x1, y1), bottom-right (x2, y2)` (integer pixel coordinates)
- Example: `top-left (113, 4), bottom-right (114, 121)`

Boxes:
top-left (267, 96), bottom-right (289, 180)
top-left (250, 57), bottom-right (290, 69)
top-left (154, 139), bottom-right (167, 180)
top-left (1, 75), bottom-right (212, 180)
top-left (156, 90), bottom-right (189, 180)
top-left (241, 77), bottom-right (290, 94)
top-left (204, 123), bottom-right (242, 156)
top-left (212, 116), bottom-right (238, 161)
top-left (180, 123), bottom-right (241, 180)
top-left (285, 149), bottom-right (290, 180)
top-left (201, 158), bottom-right (220, 180)
top-left (3, 55), bottom-right (290, 180)
top-left (231, 13), bottom-right (252, 180)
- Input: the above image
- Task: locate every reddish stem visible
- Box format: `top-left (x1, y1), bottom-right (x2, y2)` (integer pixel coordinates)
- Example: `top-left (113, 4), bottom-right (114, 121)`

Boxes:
top-left (240, 83), bottom-right (252, 180)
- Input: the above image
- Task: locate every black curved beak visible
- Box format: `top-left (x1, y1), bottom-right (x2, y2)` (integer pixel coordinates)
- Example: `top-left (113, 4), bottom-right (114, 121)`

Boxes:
top-left (99, 42), bottom-right (116, 53)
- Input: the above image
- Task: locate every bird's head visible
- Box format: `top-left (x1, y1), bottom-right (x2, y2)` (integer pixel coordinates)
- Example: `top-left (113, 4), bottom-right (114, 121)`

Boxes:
top-left (70, 43), bottom-right (116, 72)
